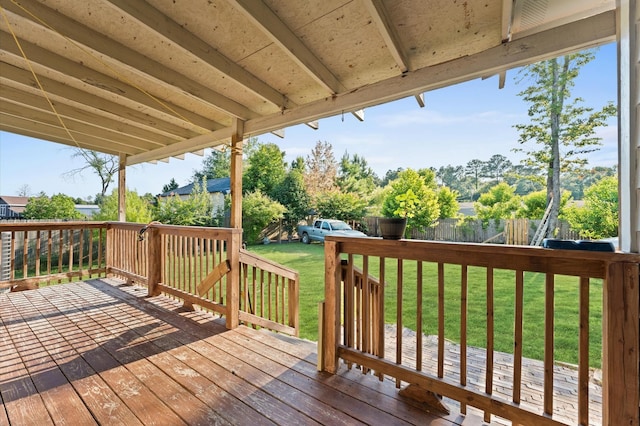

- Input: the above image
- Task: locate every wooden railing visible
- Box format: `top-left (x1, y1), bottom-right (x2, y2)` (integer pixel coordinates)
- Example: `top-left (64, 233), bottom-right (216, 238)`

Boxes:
top-left (321, 237), bottom-right (639, 426)
top-left (239, 249), bottom-right (299, 336)
top-left (0, 221), bottom-right (107, 291)
top-left (108, 222), bottom-right (298, 335)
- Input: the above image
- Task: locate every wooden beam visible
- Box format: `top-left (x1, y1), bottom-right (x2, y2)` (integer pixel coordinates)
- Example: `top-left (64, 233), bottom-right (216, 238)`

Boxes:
top-left (196, 260), bottom-right (231, 296)
top-left (2, 0), bottom-right (257, 120)
top-left (351, 109), bottom-right (365, 122)
top-left (117, 154), bottom-right (126, 222)
top-left (230, 118), bottom-right (244, 229)
top-left (105, 0), bottom-right (291, 110)
top-left (414, 93), bottom-right (425, 108)
top-left (229, 0), bottom-right (344, 94)
top-left (305, 121), bottom-right (319, 130)
top-left (501, 0), bottom-right (513, 42)
top-left (362, 0), bottom-right (410, 72)
top-left (270, 128), bottom-right (285, 138)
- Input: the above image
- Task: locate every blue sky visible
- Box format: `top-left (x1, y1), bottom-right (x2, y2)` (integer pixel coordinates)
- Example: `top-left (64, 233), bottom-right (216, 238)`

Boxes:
top-left (0, 43), bottom-right (617, 201)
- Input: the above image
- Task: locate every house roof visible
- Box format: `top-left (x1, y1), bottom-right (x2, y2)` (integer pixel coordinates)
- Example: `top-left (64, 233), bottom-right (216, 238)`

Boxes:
top-left (158, 177), bottom-right (230, 197)
top-left (0, 196), bottom-right (29, 206)
top-left (0, 1), bottom-right (616, 165)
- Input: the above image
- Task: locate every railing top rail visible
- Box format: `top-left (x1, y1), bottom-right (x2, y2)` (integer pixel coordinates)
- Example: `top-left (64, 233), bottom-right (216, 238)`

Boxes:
top-left (0, 221), bottom-right (108, 231)
top-left (326, 236), bottom-right (640, 279)
top-left (239, 249), bottom-right (299, 280)
top-left (106, 222), bottom-right (242, 239)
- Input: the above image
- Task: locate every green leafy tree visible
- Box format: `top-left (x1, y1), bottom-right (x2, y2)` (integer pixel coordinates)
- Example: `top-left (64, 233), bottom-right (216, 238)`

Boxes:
top-left (243, 142), bottom-right (286, 197)
top-left (23, 193), bottom-right (83, 220)
top-left (565, 176), bottom-right (618, 239)
top-left (272, 167), bottom-right (311, 236)
top-left (63, 149), bottom-right (118, 197)
top-left (436, 165), bottom-right (463, 188)
top-left (562, 165), bottom-right (617, 200)
top-left (481, 154), bottom-right (513, 183)
top-left (315, 191), bottom-right (367, 221)
top-left (513, 51), bottom-right (616, 237)
top-left (192, 137), bottom-right (260, 182)
top-left (516, 189), bottom-right (571, 219)
top-left (242, 190), bottom-right (286, 244)
top-left (93, 189), bottom-right (153, 223)
top-left (380, 168), bottom-right (403, 187)
top-left (336, 151), bottom-right (378, 198)
top-left (464, 159), bottom-right (485, 198)
top-left (437, 187), bottom-right (460, 219)
top-left (382, 169), bottom-right (440, 234)
top-left (474, 182), bottom-right (521, 223)
top-left (153, 179), bottom-right (213, 226)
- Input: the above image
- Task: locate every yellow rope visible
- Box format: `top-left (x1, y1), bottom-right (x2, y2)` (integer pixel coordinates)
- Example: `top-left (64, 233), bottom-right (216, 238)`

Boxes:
top-left (6, 0), bottom-right (200, 129)
top-left (1, 5), bottom-right (81, 148)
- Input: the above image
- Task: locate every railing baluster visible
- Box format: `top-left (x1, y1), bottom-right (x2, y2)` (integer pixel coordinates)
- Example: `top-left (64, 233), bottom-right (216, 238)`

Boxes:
top-left (22, 230), bottom-right (28, 279)
top-left (438, 262), bottom-right (445, 379)
top-left (378, 256), bottom-right (385, 380)
top-left (513, 270), bottom-right (524, 404)
top-left (544, 272), bottom-right (555, 416)
top-left (578, 276), bottom-right (589, 425)
top-left (485, 266), bottom-right (494, 423)
top-left (460, 263), bottom-right (468, 415)
top-left (396, 258), bottom-right (403, 388)
top-left (416, 261), bottom-right (423, 372)
top-left (35, 230), bottom-right (41, 278)
top-left (363, 255), bottom-right (370, 357)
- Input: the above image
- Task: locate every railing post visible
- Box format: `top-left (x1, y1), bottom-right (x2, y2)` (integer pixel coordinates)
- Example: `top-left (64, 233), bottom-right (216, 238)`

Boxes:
top-left (147, 225), bottom-right (162, 297)
top-left (322, 239), bottom-right (342, 373)
top-left (226, 229), bottom-right (241, 329)
top-left (602, 261), bottom-right (639, 425)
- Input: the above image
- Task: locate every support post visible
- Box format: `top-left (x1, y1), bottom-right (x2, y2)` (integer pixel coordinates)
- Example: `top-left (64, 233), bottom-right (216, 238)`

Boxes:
top-left (226, 229), bottom-right (242, 329)
top-left (617, 0), bottom-right (639, 253)
top-left (602, 260), bottom-right (639, 425)
top-left (322, 239), bottom-right (342, 373)
top-left (230, 118), bottom-right (244, 230)
top-left (118, 153), bottom-right (126, 222)
top-left (147, 225), bottom-right (162, 297)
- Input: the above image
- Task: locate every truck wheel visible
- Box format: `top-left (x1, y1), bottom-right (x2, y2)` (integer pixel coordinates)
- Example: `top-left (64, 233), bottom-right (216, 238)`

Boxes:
top-left (301, 233), bottom-right (310, 244)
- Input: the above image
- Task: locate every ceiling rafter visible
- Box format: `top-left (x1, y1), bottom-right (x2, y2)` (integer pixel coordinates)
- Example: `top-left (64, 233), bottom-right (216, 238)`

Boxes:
top-left (104, 0), bottom-right (292, 110)
top-left (0, 46), bottom-right (210, 136)
top-left (228, 0), bottom-right (344, 94)
top-left (362, 0), bottom-right (410, 73)
top-left (2, 0), bottom-right (257, 120)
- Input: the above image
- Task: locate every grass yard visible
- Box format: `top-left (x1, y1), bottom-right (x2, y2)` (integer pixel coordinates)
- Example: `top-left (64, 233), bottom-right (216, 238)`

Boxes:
top-left (248, 242), bottom-right (603, 368)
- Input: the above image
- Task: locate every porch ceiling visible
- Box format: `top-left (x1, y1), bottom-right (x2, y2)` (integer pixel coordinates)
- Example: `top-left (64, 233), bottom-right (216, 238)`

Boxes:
top-left (0, 0), bottom-right (616, 165)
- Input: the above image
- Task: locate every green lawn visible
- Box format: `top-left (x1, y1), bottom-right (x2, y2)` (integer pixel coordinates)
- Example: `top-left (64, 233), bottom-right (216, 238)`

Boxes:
top-left (248, 242), bottom-right (602, 368)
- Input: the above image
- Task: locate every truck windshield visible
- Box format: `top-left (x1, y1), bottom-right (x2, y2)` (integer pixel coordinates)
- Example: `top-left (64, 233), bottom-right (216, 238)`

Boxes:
top-left (331, 222), bottom-right (352, 230)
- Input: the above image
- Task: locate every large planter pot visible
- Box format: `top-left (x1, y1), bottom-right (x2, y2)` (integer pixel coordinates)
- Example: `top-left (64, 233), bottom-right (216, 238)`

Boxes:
top-left (378, 217), bottom-right (407, 240)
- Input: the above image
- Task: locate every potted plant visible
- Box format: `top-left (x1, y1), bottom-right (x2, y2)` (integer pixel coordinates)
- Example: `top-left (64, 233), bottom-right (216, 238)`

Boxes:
top-left (379, 189), bottom-right (418, 239)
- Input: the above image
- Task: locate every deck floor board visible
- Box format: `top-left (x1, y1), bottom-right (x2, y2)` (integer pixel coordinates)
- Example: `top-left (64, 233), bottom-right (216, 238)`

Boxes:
top-left (0, 279), bottom-right (467, 426)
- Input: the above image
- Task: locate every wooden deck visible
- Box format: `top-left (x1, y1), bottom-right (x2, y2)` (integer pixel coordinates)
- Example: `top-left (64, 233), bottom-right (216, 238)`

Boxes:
top-left (0, 279), bottom-right (480, 426)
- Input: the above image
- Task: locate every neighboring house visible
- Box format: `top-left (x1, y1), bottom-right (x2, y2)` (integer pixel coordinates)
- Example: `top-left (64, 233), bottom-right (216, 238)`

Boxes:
top-left (75, 205), bottom-right (100, 217)
top-left (157, 177), bottom-right (230, 216)
top-left (0, 196), bottom-right (28, 219)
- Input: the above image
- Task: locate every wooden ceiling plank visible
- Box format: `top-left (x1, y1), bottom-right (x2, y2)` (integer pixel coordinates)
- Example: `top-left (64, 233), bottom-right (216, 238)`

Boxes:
top-left (502, 0), bottom-right (514, 42)
top-left (105, 0), bottom-right (291, 109)
top-left (0, 102), bottom-right (164, 151)
top-left (229, 0), bottom-right (344, 94)
top-left (2, 0), bottom-right (256, 120)
top-left (0, 57), bottom-right (209, 138)
top-left (242, 11), bottom-right (616, 136)
top-left (0, 31), bottom-right (218, 133)
top-left (0, 113), bottom-right (141, 156)
top-left (362, 0), bottom-right (410, 72)
top-left (127, 127), bottom-right (233, 165)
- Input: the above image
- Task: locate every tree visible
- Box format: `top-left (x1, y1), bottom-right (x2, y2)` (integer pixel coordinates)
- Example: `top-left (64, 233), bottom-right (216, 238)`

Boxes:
top-left (153, 179), bottom-right (213, 226)
top-left (94, 189), bottom-right (153, 223)
top-left (336, 151), bottom-right (378, 198)
top-left (192, 137), bottom-right (260, 182)
top-left (382, 169), bottom-right (440, 233)
top-left (464, 159), bottom-right (485, 197)
top-left (17, 184), bottom-right (32, 197)
top-left (436, 187), bottom-right (460, 219)
top-left (481, 155), bottom-right (513, 183)
top-left (315, 191), bottom-right (367, 221)
top-left (63, 149), bottom-right (118, 197)
top-left (23, 193), bottom-right (83, 220)
top-left (243, 142), bottom-right (286, 197)
top-left (473, 182), bottom-right (521, 223)
top-left (162, 178), bottom-right (179, 194)
top-left (514, 51), bottom-right (616, 237)
top-left (380, 168), bottom-right (403, 187)
top-left (516, 189), bottom-right (571, 219)
top-left (304, 141), bottom-right (337, 196)
top-left (565, 176), bottom-right (618, 239)
top-left (436, 165), bottom-right (463, 188)
top-left (272, 167), bottom-right (311, 236)
top-left (242, 190), bottom-right (286, 244)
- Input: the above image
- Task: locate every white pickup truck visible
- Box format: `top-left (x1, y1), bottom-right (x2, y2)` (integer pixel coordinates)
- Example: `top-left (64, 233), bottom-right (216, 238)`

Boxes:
top-left (298, 219), bottom-right (366, 243)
